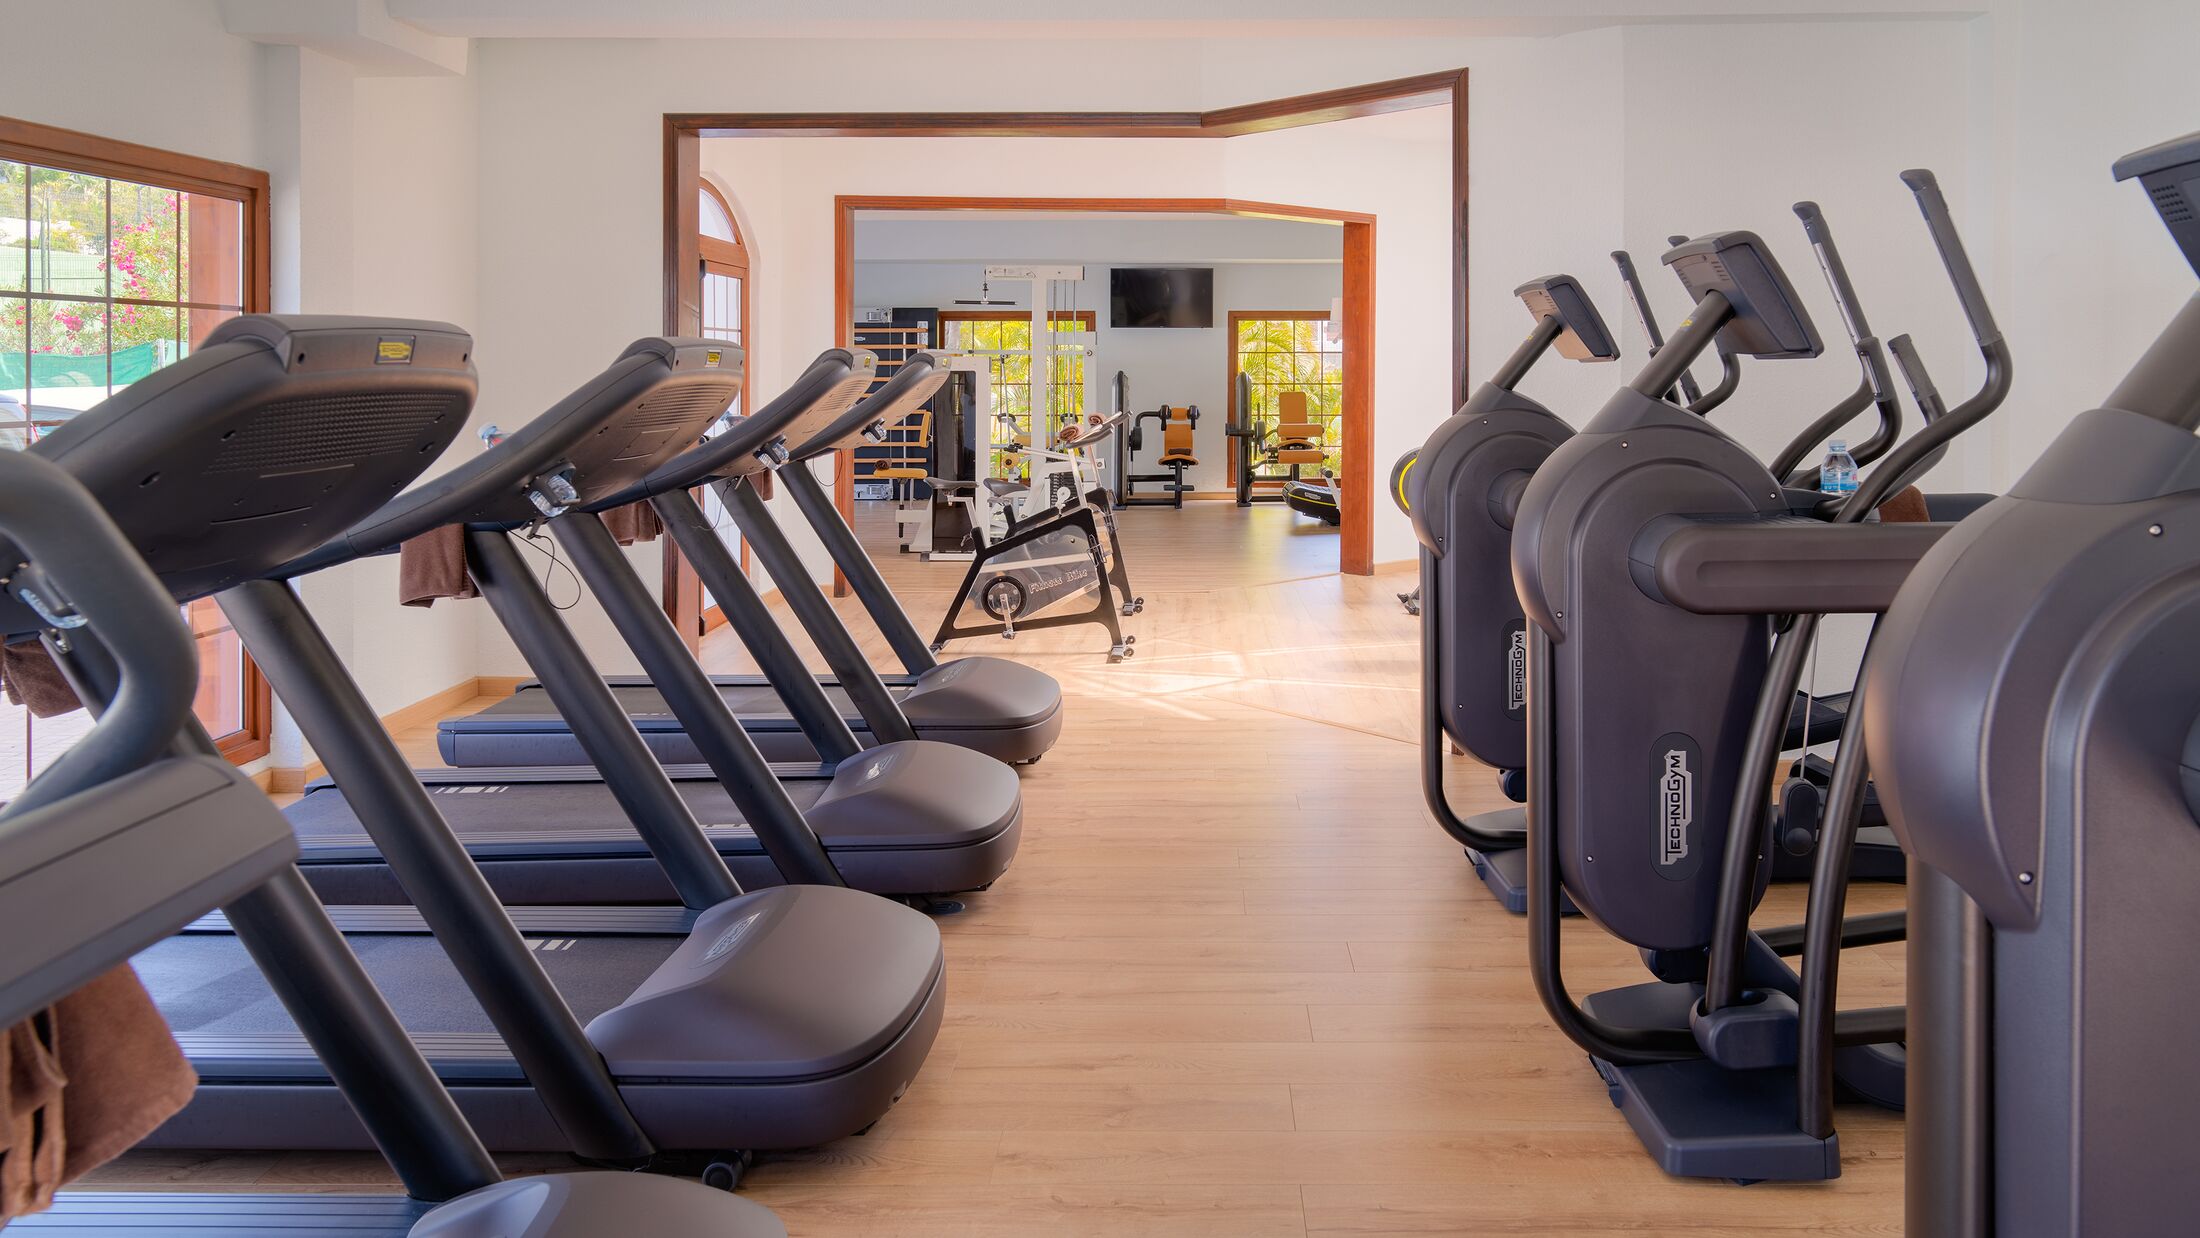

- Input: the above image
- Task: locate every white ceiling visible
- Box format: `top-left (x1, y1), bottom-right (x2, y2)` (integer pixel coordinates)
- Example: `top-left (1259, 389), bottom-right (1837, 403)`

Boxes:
top-left (380, 0), bottom-right (1985, 40)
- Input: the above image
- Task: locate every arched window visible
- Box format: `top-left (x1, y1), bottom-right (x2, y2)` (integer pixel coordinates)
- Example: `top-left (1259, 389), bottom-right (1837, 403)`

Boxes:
top-left (698, 181), bottom-right (749, 392)
top-left (700, 183), bottom-right (737, 243)
top-left (690, 180), bottom-right (754, 633)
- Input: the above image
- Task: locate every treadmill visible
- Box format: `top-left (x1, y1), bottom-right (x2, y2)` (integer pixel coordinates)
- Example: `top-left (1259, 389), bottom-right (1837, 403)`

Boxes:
top-left (0, 368), bottom-right (778, 1231)
top-left (438, 350), bottom-right (1067, 769)
top-left (285, 341), bottom-right (1022, 907)
top-left (21, 317), bottom-right (945, 1162)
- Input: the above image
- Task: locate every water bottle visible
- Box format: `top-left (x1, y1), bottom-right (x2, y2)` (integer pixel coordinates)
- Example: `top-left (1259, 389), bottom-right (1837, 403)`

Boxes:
top-left (1820, 439), bottom-right (1858, 497)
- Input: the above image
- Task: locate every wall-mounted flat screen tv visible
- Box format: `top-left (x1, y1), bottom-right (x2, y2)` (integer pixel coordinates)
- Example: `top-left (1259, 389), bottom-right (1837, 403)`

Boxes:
top-left (1110, 267), bottom-right (1214, 328)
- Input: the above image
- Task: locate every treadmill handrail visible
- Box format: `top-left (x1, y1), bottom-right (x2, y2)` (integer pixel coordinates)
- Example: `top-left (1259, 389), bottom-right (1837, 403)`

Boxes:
top-left (597, 348), bottom-right (872, 505)
top-left (281, 337), bottom-right (737, 575)
top-left (0, 451), bottom-right (198, 817)
top-left (788, 352), bottom-right (948, 462)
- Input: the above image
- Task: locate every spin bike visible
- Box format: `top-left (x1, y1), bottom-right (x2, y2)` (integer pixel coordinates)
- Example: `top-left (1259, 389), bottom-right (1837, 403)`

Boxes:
top-left (929, 409), bottom-right (1143, 662)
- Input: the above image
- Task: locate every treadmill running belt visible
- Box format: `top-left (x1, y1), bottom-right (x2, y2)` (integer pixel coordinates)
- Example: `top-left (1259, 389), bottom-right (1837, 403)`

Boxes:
top-left (12, 1193), bottom-right (430, 1234)
top-left (440, 682), bottom-right (889, 767)
top-left (527, 681), bottom-right (878, 732)
top-left (283, 758), bottom-right (1023, 904)
top-left (137, 933), bottom-right (666, 1047)
top-left (287, 776), bottom-right (820, 856)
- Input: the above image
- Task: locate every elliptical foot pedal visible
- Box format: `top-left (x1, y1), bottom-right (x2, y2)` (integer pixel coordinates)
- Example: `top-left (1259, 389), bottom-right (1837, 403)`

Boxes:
top-left (1587, 1056), bottom-right (1840, 1183)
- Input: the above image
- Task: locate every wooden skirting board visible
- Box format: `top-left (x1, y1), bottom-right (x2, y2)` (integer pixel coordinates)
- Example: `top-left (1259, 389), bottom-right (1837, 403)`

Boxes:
top-left (266, 675), bottom-right (525, 793)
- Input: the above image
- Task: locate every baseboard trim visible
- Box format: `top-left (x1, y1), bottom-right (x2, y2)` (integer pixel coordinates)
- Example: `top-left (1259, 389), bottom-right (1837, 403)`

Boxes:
top-left (269, 674), bottom-right (524, 794)
top-left (1372, 557), bottom-right (1414, 573)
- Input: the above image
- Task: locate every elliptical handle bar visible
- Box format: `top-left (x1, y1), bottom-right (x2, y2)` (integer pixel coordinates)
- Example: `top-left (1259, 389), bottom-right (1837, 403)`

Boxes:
top-left (1614, 249), bottom-right (1702, 405)
top-left (1887, 334), bottom-right (1949, 423)
top-left (0, 452), bottom-right (199, 818)
top-left (1902, 168), bottom-right (2004, 348)
top-left (1768, 202), bottom-right (1904, 481)
top-left (1872, 333), bottom-right (1954, 496)
top-left (1820, 170), bottom-right (2012, 520)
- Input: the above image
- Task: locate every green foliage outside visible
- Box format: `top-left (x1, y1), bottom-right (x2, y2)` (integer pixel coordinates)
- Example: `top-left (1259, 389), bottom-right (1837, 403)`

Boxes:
top-left (2, 161), bottom-right (193, 394)
top-left (1237, 317), bottom-right (1344, 475)
top-left (943, 316), bottom-right (1090, 479)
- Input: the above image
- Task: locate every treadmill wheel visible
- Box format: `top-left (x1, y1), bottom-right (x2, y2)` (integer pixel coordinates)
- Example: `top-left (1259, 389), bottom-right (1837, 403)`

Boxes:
top-left (701, 1152), bottom-right (754, 1192)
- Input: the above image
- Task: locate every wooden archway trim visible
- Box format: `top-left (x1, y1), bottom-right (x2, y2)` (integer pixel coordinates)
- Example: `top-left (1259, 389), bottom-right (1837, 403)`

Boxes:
top-left (662, 69), bottom-right (1469, 589)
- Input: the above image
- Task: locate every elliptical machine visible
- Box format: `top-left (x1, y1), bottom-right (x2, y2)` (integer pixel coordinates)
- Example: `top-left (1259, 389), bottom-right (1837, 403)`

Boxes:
top-left (1870, 130), bottom-right (2200, 1238)
top-left (1414, 202), bottom-right (1919, 914)
top-left (1511, 170), bottom-right (2008, 1182)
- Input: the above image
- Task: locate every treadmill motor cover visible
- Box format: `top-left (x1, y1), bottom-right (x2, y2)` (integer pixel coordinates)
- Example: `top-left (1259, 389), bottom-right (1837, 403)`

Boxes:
top-left (585, 884), bottom-right (943, 1079)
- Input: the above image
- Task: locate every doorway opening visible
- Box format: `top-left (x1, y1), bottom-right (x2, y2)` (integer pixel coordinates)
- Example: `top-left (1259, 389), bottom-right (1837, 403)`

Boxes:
top-left (657, 71), bottom-right (1468, 633)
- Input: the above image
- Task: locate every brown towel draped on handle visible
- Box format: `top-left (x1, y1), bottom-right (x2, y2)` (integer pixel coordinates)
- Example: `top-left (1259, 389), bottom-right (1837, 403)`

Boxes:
top-left (599, 501), bottom-right (662, 546)
top-left (0, 638), bottom-right (81, 718)
top-left (397, 524), bottom-right (478, 608)
top-left (396, 500), bottom-right (664, 609)
top-left (1, 965), bottom-right (198, 1221)
top-left (1875, 485), bottom-right (1932, 524)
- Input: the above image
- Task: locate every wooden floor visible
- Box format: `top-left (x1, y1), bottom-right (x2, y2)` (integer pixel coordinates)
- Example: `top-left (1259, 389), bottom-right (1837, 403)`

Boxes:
top-left (97, 500), bottom-right (1906, 1236)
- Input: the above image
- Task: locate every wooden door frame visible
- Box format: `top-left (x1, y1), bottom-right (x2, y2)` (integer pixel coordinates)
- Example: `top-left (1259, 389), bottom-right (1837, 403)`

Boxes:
top-left (660, 68), bottom-right (1468, 590)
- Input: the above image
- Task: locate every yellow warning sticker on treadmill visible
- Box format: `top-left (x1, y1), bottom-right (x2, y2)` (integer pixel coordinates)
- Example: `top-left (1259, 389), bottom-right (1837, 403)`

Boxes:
top-left (705, 349), bottom-right (723, 367)
top-left (376, 337), bottom-right (415, 364)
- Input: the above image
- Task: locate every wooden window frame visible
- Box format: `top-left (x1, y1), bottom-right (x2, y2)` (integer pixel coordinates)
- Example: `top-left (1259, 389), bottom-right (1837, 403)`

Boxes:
top-left (1226, 309), bottom-right (1342, 486)
top-left (0, 115), bottom-right (273, 766)
top-left (663, 179), bottom-right (754, 643)
top-left (938, 308), bottom-right (1097, 467)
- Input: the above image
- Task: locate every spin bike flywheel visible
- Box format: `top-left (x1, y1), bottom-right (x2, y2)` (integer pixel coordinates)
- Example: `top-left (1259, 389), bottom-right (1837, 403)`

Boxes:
top-left (980, 575), bottom-right (1028, 622)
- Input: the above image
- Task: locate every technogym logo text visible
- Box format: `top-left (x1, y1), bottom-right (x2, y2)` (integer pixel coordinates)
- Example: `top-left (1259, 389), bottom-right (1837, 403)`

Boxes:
top-left (1658, 750), bottom-right (1692, 865)
top-left (1505, 628), bottom-right (1527, 713)
top-left (1650, 733), bottom-right (1702, 880)
top-left (1503, 619), bottom-right (1528, 719)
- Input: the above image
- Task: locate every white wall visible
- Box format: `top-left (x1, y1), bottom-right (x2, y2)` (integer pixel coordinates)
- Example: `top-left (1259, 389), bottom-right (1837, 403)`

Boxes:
top-left (11, 0), bottom-right (2200, 750)
top-left (855, 254), bottom-right (1344, 493)
top-left (0, 0), bottom-right (268, 167)
top-left (1982, 0), bottom-right (2200, 481)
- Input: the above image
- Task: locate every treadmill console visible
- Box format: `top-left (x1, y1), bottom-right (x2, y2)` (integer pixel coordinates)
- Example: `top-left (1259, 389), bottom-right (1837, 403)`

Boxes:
top-left (1663, 231), bottom-right (1824, 360)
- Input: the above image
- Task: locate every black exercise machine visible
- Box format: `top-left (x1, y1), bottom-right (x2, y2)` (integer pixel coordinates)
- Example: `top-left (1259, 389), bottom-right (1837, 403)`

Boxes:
top-left (1873, 129), bottom-right (2200, 1237)
top-left (1513, 171), bottom-right (2006, 1182)
top-left (1110, 372), bottom-right (1200, 508)
top-left (1227, 373), bottom-right (1331, 511)
top-left (934, 409), bottom-right (1140, 662)
top-left (0, 447), bottom-right (779, 1234)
